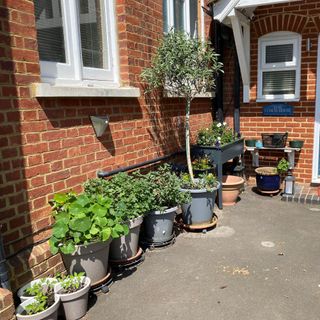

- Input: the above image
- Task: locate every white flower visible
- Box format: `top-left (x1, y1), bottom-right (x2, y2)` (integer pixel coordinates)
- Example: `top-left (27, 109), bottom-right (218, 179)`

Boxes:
top-left (217, 137), bottom-right (221, 141)
top-left (206, 128), bottom-right (209, 131)
top-left (216, 123), bottom-right (222, 128)
top-left (223, 122), bottom-right (227, 126)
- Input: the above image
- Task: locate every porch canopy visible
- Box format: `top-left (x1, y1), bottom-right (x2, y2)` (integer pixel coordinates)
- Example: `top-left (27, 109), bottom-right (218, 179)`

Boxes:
top-left (213, 0), bottom-right (303, 103)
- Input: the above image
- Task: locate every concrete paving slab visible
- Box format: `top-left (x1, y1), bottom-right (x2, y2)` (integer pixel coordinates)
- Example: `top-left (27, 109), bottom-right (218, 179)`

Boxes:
top-left (86, 189), bottom-right (320, 320)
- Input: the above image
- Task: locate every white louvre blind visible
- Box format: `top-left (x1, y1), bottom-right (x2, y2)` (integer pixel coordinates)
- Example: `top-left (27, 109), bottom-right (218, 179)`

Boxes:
top-left (263, 70), bottom-right (296, 95)
top-left (34, 0), bottom-right (66, 63)
top-left (265, 44), bottom-right (293, 64)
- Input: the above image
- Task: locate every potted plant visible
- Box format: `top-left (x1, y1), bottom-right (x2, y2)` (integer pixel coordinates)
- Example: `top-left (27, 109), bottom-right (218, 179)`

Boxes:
top-left (16, 281), bottom-right (60, 320)
top-left (255, 167), bottom-right (281, 193)
top-left (141, 30), bottom-right (222, 183)
top-left (49, 192), bottom-right (128, 284)
top-left (18, 277), bottom-right (57, 303)
top-left (54, 272), bottom-right (91, 320)
top-left (221, 175), bottom-right (245, 206)
top-left (84, 172), bottom-right (153, 262)
top-left (180, 173), bottom-right (220, 225)
top-left (142, 164), bottom-right (190, 243)
top-left (192, 155), bottom-right (215, 177)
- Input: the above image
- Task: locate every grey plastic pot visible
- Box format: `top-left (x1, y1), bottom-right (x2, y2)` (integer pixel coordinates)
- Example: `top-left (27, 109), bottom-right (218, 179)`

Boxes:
top-left (54, 276), bottom-right (91, 320)
top-left (18, 278), bottom-right (57, 303)
top-left (62, 239), bottom-right (112, 284)
top-left (109, 216), bottom-right (143, 261)
top-left (16, 294), bottom-right (60, 320)
top-left (143, 207), bottom-right (177, 243)
top-left (181, 182), bottom-right (220, 225)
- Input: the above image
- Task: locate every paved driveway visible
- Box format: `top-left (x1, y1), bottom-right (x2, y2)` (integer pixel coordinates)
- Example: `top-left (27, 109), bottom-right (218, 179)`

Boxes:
top-left (87, 189), bottom-right (320, 320)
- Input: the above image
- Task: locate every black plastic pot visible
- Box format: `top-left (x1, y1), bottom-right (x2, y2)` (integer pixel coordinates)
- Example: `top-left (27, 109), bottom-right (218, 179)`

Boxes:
top-left (289, 140), bottom-right (304, 148)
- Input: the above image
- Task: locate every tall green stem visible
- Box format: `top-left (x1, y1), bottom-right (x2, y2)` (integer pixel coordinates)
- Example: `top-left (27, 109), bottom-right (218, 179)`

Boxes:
top-left (185, 98), bottom-right (194, 183)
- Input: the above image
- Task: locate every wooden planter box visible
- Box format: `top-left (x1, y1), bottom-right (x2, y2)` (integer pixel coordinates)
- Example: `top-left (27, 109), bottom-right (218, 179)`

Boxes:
top-left (191, 138), bottom-right (245, 209)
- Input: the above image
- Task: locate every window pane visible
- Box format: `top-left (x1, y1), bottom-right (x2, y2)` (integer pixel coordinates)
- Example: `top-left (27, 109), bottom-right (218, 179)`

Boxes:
top-left (266, 44), bottom-right (293, 64)
top-left (263, 70), bottom-right (296, 95)
top-left (79, 0), bottom-right (108, 69)
top-left (174, 0), bottom-right (184, 31)
top-left (163, 0), bottom-right (168, 33)
top-left (34, 0), bottom-right (66, 63)
top-left (189, 0), bottom-right (198, 38)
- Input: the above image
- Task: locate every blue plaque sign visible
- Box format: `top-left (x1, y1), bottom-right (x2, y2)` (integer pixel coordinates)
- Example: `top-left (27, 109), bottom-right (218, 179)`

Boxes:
top-left (262, 103), bottom-right (293, 116)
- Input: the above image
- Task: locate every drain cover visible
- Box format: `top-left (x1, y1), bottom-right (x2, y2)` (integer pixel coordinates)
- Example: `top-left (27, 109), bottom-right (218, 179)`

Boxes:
top-left (309, 208), bottom-right (320, 212)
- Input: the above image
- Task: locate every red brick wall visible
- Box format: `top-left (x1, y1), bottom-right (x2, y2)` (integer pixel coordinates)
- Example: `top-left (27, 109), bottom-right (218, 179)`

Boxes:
top-left (241, 0), bottom-right (318, 183)
top-left (0, 0), bottom-right (213, 291)
top-left (0, 288), bottom-right (15, 320)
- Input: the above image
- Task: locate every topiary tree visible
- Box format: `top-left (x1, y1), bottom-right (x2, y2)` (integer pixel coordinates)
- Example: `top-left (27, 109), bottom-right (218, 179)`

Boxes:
top-left (141, 30), bottom-right (223, 182)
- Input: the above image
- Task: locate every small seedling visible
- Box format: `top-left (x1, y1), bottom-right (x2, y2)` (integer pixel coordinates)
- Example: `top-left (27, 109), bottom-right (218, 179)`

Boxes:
top-left (59, 272), bottom-right (85, 294)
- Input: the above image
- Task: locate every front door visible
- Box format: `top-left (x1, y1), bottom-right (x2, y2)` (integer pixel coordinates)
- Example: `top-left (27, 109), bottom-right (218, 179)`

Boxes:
top-left (313, 35), bottom-right (320, 182)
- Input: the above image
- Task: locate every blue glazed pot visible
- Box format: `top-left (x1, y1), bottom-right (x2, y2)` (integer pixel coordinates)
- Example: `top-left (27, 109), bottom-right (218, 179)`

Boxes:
top-left (255, 167), bottom-right (280, 191)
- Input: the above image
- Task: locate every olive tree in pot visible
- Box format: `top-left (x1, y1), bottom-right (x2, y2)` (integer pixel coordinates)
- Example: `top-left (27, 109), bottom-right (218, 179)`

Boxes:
top-left (54, 272), bottom-right (90, 320)
top-left (84, 172), bottom-right (153, 262)
top-left (142, 164), bottom-right (190, 244)
top-left (49, 192), bottom-right (128, 284)
top-left (141, 30), bottom-right (222, 183)
top-left (16, 281), bottom-right (60, 320)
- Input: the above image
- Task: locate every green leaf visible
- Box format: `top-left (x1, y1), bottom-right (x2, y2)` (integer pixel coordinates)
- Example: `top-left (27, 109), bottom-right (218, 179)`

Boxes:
top-left (55, 212), bottom-right (70, 224)
top-left (122, 224), bottom-right (129, 236)
top-left (91, 204), bottom-right (107, 217)
top-left (60, 241), bottom-right (75, 254)
top-left (53, 193), bottom-right (68, 204)
top-left (69, 203), bottom-right (84, 215)
top-left (90, 225), bottom-right (99, 235)
top-left (49, 237), bottom-right (59, 255)
top-left (101, 228), bottom-right (111, 241)
top-left (69, 217), bottom-right (91, 232)
top-left (52, 220), bottom-right (68, 239)
top-left (76, 194), bottom-right (90, 207)
top-left (95, 217), bottom-right (108, 228)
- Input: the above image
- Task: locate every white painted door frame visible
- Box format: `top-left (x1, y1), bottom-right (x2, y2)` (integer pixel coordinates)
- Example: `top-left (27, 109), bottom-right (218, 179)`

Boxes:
top-left (312, 35), bottom-right (320, 183)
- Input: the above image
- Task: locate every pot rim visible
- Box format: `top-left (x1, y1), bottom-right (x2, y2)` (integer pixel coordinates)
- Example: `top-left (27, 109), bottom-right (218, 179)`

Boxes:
top-left (255, 167), bottom-right (279, 176)
top-left (148, 206), bottom-right (178, 215)
top-left (222, 175), bottom-right (245, 186)
top-left (181, 181), bottom-right (221, 193)
top-left (17, 277), bottom-right (57, 300)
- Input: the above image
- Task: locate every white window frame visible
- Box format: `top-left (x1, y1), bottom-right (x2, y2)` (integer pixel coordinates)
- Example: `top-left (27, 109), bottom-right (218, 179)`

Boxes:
top-left (37, 0), bottom-right (119, 87)
top-left (257, 31), bottom-right (301, 102)
top-left (163, 0), bottom-right (203, 38)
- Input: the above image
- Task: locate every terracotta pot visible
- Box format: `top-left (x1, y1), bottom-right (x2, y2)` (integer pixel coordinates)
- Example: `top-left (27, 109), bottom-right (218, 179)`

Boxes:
top-left (222, 175), bottom-right (244, 206)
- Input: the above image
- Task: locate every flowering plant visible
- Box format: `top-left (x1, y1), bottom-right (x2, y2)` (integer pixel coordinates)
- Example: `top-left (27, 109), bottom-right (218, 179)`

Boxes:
top-left (197, 121), bottom-right (236, 147)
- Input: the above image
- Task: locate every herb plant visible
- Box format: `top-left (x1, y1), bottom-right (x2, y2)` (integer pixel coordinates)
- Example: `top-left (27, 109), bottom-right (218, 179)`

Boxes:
top-left (192, 156), bottom-right (213, 170)
top-left (84, 171), bottom-right (154, 221)
top-left (197, 121), bottom-right (236, 147)
top-left (58, 272), bottom-right (85, 294)
top-left (141, 30), bottom-right (223, 182)
top-left (49, 192), bottom-right (129, 255)
top-left (24, 278), bottom-right (57, 297)
top-left (277, 158), bottom-right (290, 174)
top-left (181, 173), bottom-right (218, 192)
top-left (145, 164), bottom-right (190, 210)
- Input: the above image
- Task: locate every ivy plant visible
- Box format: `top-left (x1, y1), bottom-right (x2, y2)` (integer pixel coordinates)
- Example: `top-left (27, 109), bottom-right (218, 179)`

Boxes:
top-left (277, 158), bottom-right (290, 174)
top-left (49, 192), bottom-right (129, 255)
top-left (141, 30), bottom-right (223, 182)
top-left (84, 171), bottom-right (154, 221)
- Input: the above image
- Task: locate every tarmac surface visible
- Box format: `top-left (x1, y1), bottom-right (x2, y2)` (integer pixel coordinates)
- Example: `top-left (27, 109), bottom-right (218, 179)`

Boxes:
top-left (86, 188), bottom-right (320, 320)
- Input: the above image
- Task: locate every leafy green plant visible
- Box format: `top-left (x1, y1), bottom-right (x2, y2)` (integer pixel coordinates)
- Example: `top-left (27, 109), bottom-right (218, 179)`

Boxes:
top-left (141, 30), bottom-right (223, 182)
top-left (277, 158), bottom-right (290, 174)
top-left (49, 192), bottom-right (129, 255)
top-left (24, 278), bottom-right (57, 297)
top-left (197, 121), bottom-right (236, 147)
top-left (181, 173), bottom-right (218, 192)
top-left (145, 164), bottom-right (190, 211)
top-left (192, 155), bottom-right (213, 170)
top-left (24, 282), bottom-right (55, 315)
top-left (57, 272), bottom-right (85, 294)
top-left (84, 171), bottom-right (154, 221)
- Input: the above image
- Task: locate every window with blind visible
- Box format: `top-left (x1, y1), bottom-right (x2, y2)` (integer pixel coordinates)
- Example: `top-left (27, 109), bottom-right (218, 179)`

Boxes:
top-left (163, 0), bottom-right (201, 38)
top-left (258, 32), bottom-right (301, 101)
top-left (34, 0), bottom-right (118, 85)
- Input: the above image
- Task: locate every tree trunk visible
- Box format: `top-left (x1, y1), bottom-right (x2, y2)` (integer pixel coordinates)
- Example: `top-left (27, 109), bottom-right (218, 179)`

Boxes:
top-left (185, 99), bottom-right (194, 182)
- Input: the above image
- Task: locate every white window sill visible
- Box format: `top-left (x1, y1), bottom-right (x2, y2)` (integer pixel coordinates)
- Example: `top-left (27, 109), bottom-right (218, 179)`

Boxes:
top-left (32, 83), bottom-right (140, 98)
top-left (256, 98), bottom-right (300, 103)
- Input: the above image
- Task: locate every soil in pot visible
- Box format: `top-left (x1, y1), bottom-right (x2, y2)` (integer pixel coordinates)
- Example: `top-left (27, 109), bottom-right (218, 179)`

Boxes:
top-left (181, 183), bottom-right (220, 225)
top-left (143, 207), bottom-right (177, 243)
top-left (62, 239), bottom-right (112, 285)
top-left (222, 175), bottom-right (244, 206)
top-left (55, 277), bottom-right (91, 320)
top-left (109, 216), bottom-right (143, 261)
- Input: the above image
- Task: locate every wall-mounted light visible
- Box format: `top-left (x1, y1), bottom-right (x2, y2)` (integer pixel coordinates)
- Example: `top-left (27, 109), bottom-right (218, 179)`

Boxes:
top-left (90, 115), bottom-right (109, 138)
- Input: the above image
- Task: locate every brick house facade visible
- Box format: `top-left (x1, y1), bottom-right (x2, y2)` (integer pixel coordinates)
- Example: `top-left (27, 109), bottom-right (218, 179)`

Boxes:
top-left (0, 0), bottom-right (319, 318)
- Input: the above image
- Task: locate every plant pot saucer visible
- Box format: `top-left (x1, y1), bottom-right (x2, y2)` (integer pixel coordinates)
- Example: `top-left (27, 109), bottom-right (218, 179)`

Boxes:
top-left (178, 214), bottom-right (218, 231)
top-left (90, 267), bottom-right (112, 292)
top-left (140, 233), bottom-right (176, 250)
top-left (109, 247), bottom-right (144, 266)
top-left (257, 188), bottom-right (280, 197)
